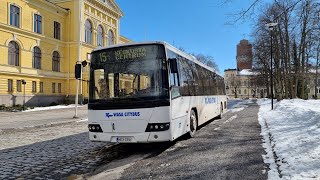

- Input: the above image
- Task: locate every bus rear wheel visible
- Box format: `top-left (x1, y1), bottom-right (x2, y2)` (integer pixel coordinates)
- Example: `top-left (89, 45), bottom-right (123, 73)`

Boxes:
top-left (188, 110), bottom-right (197, 138)
top-left (218, 103), bottom-right (223, 119)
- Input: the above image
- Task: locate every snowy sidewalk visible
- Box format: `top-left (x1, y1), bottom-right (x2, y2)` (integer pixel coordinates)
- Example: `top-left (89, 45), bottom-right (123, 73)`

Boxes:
top-left (0, 105), bottom-right (88, 131)
top-left (258, 99), bottom-right (320, 180)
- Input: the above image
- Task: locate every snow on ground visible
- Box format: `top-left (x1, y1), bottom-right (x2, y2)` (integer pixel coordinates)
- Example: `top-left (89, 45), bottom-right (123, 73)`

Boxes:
top-left (228, 98), bottom-right (254, 112)
top-left (23, 104), bottom-right (85, 112)
top-left (258, 99), bottom-right (320, 180)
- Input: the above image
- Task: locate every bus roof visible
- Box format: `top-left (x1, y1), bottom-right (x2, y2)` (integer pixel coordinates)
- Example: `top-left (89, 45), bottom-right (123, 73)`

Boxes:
top-left (92, 41), bottom-right (222, 77)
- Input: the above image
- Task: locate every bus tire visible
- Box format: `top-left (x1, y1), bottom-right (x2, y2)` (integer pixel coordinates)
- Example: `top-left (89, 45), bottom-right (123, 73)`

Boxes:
top-left (218, 103), bottom-right (223, 119)
top-left (188, 109), bottom-right (197, 138)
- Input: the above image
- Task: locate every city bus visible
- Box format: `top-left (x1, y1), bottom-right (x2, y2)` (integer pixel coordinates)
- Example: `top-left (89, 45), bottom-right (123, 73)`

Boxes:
top-left (88, 41), bottom-right (227, 143)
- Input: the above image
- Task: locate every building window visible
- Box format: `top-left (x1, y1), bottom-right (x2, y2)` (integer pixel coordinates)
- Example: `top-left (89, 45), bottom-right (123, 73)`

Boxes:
top-left (52, 83), bottom-right (56, 93)
top-left (97, 25), bottom-right (104, 47)
top-left (54, 21), bottom-right (61, 39)
top-left (33, 46), bottom-right (41, 69)
top-left (8, 41), bottom-right (19, 66)
top-left (40, 82), bottom-right (43, 93)
top-left (244, 89), bottom-right (247, 94)
top-left (17, 80), bottom-right (22, 92)
top-left (34, 14), bottom-right (42, 34)
top-left (232, 90), bottom-right (235, 94)
top-left (10, 5), bottom-right (20, 27)
top-left (238, 89), bottom-right (241, 95)
top-left (108, 30), bottom-right (114, 45)
top-left (8, 79), bottom-right (13, 92)
top-left (85, 19), bottom-right (92, 44)
top-left (32, 81), bottom-right (37, 92)
top-left (52, 51), bottom-right (60, 72)
top-left (58, 83), bottom-right (61, 93)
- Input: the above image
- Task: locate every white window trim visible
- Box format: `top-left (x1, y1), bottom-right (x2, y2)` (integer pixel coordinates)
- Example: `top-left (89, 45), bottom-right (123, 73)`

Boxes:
top-left (33, 12), bottom-right (44, 35)
top-left (8, 3), bottom-right (22, 28)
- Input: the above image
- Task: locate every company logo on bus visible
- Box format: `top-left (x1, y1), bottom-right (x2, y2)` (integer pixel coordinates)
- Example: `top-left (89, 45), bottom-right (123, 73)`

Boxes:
top-left (205, 97), bottom-right (216, 104)
top-left (105, 112), bottom-right (140, 118)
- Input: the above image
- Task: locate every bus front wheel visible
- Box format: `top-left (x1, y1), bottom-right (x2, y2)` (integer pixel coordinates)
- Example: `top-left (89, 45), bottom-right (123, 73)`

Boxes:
top-left (188, 110), bottom-right (197, 138)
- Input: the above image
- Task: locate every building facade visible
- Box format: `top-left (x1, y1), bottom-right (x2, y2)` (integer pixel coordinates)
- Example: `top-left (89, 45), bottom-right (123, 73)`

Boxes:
top-left (0, 0), bottom-right (130, 106)
top-left (224, 68), bottom-right (267, 99)
top-left (225, 39), bottom-right (267, 99)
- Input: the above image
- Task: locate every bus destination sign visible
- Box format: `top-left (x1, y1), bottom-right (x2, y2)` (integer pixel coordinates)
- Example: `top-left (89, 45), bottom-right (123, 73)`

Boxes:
top-left (99, 47), bottom-right (147, 63)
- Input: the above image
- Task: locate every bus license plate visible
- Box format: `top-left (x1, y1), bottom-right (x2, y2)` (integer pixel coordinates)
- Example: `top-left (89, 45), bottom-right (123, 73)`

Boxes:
top-left (115, 137), bottom-right (132, 142)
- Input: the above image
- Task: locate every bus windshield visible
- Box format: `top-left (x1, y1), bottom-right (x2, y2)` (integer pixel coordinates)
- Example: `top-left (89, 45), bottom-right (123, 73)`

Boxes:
top-left (89, 44), bottom-right (169, 104)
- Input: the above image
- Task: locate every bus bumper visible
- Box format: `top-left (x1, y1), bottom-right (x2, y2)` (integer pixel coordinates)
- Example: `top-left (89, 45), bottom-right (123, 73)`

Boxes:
top-left (89, 131), bottom-right (172, 143)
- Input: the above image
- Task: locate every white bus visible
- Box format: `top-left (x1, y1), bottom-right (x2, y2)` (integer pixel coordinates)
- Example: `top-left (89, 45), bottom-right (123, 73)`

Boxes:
top-left (88, 41), bottom-right (227, 143)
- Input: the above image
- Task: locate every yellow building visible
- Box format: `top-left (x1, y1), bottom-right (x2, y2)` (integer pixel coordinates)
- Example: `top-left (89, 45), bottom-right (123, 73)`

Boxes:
top-left (224, 68), bottom-right (267, 99)
top-left (0, 0), bottom-right (131, 106)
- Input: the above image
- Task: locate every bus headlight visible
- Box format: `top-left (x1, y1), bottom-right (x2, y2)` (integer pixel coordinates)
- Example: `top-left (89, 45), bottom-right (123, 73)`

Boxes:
top-left (88, 124), bottom-right (103, 133)
top-left (146, 123), bottom-right (170, 132)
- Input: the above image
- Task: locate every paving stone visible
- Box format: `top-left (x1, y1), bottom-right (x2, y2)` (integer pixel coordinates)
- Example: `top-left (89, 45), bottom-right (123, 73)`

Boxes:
top-left (0, 175), bottom-right (9, 179)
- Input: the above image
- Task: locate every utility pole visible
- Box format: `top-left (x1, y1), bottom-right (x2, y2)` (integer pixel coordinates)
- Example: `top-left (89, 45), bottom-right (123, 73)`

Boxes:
top-left (74, 0), bottom-right (83, 118)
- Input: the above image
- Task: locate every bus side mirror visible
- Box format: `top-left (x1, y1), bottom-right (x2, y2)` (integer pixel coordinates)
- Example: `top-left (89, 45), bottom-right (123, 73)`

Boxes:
top-left (169, 58), bottom-right (178, 73)
top-left (75, 64), bottom-right (82, 79)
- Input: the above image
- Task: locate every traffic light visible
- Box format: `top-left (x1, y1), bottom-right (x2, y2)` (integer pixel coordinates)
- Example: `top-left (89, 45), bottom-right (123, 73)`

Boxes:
top-left (75, 64), bottom-right (81, 79)
top-left (81, 60), bottom-right (88, 67)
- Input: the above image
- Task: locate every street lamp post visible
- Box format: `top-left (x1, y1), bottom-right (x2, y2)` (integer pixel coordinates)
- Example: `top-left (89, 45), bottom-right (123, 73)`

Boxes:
top-left (266, 22), bottom-right (278, 110)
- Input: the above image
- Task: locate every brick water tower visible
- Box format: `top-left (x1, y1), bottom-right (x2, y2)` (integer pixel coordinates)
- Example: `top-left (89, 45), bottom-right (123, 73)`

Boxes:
top-left (236, 39), bottom-right (253, 71)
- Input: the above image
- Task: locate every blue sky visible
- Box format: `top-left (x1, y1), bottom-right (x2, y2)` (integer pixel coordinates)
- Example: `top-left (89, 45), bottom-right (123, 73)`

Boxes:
top-left (115, 0), bottom-right (255, 73)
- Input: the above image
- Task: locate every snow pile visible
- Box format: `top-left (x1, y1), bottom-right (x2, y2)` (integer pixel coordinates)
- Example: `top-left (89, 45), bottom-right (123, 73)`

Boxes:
top-left (23, 104), bottom-right (84, 112)
top-left (258, 99), bottom-right (320, 179)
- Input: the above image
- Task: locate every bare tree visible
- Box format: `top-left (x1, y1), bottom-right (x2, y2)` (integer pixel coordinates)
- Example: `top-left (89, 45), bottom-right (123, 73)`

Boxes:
top-left (250, 0), bottom-right (320, 100)
top-left (193, 54), bottom-right (220, 72)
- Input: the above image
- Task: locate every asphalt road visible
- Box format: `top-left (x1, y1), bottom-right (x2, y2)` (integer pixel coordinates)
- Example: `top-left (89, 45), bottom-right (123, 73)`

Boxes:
top-left (116, 100), bottom-right (268, 180)
top-left (0, 100), bottom-right (268, 179)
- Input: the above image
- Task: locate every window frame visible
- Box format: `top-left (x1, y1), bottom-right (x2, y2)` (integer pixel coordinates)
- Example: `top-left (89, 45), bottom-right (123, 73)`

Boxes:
top-left (58, 83), bottom-right (62, 93)
top-left (52, 83), bottom-right (56, 93)
top-left (10, 4), bottom-right (20, 28)
top-left (32, 81), bottom-right (37, 93)
top-left (52, 51), bottom-right (60, 72)
top-left (108, 29), bottom-right (115, 45)
top-left (33, 46), bottom-right (41, 69)
top-left (8, 79), bottom-right (13, 92)
top-left (97, 25), bottom-right (104, 47)
top-left (17, 80), bottom-right (22, 92)
top-left (39, 82), bottom-right (44, 93)
top-left (34, 14), bottom-right (42, 34)
top-left (54, 21), bottom-right (61, 40)
top-left (85, 19), bottom-right (93, 44)
top-left (8, 41), bottom-right (20, 66)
